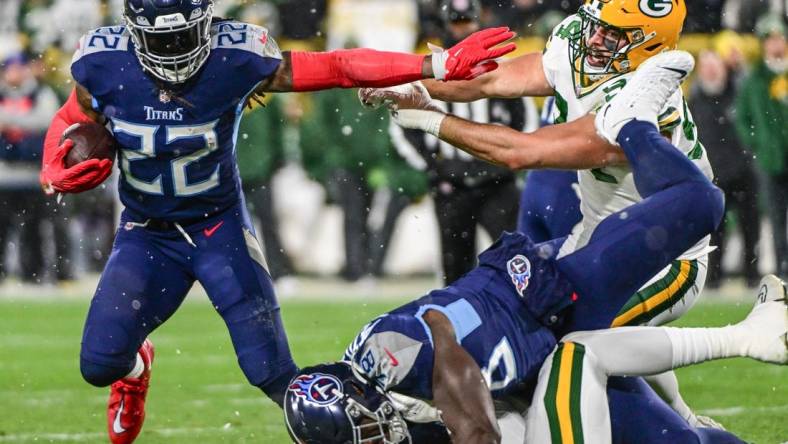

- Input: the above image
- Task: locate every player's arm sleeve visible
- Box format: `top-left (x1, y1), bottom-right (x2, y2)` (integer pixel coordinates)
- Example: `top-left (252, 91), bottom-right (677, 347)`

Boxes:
top-left (43, 87), bottom-right (99, 158)
top-left (287, 49), bottom-right (426, 92)
top-left (424, 310), bottom-right (501, 443)
top-left (260, 48), bottom-right (426, 93)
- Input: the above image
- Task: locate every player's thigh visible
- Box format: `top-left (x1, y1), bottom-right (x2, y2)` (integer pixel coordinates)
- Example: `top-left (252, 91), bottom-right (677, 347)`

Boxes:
top-left (611, 255), bottom-right (707, 327)
top-left (608, 377), bottom-right (704, 444)
top-left (525, 342), bottom-right (611, 444)
top-left (556, 185), bottom-right (716, 331)
top-left (194, 215), bottom-right (294, 385)
top-left (81, 229), bottom-right (193, 364)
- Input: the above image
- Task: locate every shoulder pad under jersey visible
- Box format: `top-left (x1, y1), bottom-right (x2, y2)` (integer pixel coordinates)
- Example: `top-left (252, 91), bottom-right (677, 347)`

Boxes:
top-left (211, 21), bottom-right (282, 60)
top-left (72, 26), bottom-right (131, 64)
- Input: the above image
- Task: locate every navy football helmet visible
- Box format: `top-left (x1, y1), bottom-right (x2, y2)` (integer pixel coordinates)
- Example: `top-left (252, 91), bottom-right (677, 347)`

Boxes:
top-left (284, 362), bottom-right (411, 443)
top-left (124, 0), bottom-right (214, 83)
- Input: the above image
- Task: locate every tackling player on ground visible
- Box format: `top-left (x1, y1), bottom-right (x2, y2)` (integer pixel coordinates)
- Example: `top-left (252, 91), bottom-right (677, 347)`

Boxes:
top-left (37, 1), bottom-right (515, 442)
top-left (362, 0), bottom-right (716, 429)
top-left (285, 51), bottom-right (788, 444)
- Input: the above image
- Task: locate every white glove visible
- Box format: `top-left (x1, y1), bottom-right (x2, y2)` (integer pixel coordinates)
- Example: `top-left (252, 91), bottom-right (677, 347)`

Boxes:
top-left (359, 82), bottom-right (447, 136)
top-left (691, 414), bottom-right (727, 431)
top-left (389, 392), bottom-right (443, 424)
top-left (358, 82), bottom-right (442, 112)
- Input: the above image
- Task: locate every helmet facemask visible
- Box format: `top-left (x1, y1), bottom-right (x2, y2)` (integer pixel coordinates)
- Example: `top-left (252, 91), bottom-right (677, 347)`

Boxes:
top-left (345, 382), bottom-right (411, 444)
top-left (570, 5), bottom-right (654, 79)
top-left (125, 3), bottom-right (214, 84)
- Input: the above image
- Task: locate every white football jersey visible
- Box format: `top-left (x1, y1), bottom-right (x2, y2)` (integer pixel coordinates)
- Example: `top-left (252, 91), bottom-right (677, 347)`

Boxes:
top-left (541, 15), bottom-right (714, 260)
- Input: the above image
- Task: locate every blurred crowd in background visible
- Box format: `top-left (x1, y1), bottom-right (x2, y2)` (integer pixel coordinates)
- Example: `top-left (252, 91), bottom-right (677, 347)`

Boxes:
top-left (0, 0), bottom-right (785, 291)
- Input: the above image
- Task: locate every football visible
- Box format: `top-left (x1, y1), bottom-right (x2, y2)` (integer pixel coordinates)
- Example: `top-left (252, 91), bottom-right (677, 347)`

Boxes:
top-left (62, 122), bottom-right (117, 168)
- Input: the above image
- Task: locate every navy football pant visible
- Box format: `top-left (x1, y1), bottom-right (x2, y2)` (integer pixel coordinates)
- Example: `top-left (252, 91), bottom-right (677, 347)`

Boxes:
top-left (556, 121), bottom-right (724, 333)
top-left (79, 202), bottom-right (297, 406)
top-left (608, 377), bottom-right (745, 444)
top-left (517, 170), bottom-right (581, 243)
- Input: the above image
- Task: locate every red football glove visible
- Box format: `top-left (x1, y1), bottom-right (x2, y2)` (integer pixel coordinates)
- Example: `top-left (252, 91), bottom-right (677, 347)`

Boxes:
top-left (40, 89), bottom-right (113, 195)
top-left (40, 137), bottom-right (112, 195)
top-left (430, 27), bottom-right (516, 81)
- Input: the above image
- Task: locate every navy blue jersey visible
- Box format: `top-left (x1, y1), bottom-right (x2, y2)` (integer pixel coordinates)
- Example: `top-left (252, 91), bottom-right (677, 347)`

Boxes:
top-left (343, 232), bottom-right (573, 400)
top-left (70, 21), bottom-right (282, 221)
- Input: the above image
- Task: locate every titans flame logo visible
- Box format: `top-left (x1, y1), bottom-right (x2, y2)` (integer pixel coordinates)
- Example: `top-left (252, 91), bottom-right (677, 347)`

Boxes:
top-left (288, 373), bottom-right (343, 406)
top-left (507, 254), bottom-right (532, 297)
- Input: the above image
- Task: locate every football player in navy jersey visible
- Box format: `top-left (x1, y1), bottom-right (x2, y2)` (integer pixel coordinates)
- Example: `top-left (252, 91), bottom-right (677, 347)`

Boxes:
top-left (284, 53), bottom-right (788, 443)
top-left (36, 1), bottom-right (515, 442)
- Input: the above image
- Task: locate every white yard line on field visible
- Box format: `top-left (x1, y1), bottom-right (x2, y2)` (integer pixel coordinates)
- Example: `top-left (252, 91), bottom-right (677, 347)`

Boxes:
top-left (699, 404), bottom-right (788, 416)
top-left (0, 424), bottom-right (283, 442)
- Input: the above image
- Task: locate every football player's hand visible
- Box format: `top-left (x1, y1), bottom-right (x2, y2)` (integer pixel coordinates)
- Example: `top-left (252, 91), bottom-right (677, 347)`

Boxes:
top-left (40, 139), bottom-right (112, 195)
top-left (359, 82), bottom-right (441, 112)
top-left (389, 392), bottom-right (442, 424)
top-left (431, 27), bottom-right (516, 81)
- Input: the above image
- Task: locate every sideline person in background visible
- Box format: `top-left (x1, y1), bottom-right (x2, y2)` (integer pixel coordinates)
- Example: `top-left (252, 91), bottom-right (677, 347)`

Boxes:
top-left (390, 0), bottom-right (539, 284)
top-left (735, 13), bottom-right (788, 276)
top-left (691, 50), bottom-right (760, 288)
top-left (0, 52), bottom-right (70, 283)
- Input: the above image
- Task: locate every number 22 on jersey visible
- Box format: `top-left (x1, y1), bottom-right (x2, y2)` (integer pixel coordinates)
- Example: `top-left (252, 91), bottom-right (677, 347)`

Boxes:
top-left (112, 119), bottom-right (220, 196)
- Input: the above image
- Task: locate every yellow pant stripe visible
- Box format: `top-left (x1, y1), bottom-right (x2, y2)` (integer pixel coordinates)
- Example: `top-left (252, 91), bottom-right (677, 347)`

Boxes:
top-left (556, 342), bottom-right (576, 444)
top-left (611, 260), bottom-right (693, 327)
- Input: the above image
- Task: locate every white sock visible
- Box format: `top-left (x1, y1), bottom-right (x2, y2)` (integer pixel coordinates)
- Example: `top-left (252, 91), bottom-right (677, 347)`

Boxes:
top-left (663, 325), bottom-right (743, 368)
top-left (124, 353), bottom-right (144, 379)
top-left (563, 325), bottom-right (745, 377)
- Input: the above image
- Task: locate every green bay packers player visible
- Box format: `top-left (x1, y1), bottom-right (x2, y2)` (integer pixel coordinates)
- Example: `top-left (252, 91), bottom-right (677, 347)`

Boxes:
top-left (362, 0), bottom-right (720, 430)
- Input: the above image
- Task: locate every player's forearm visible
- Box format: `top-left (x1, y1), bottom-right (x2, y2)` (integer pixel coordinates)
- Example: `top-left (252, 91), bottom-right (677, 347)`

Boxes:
top-left (426, 311), bottom-right (501, 444)
top-left (288, 49), bottom-right (429, 92)
top-left (422, 78), bottom-right (489, 102)
top-left (425, 53), bottom-right (554, 102)
top-left (43, 88), bottom-right (98, 162)
top-left (439, 114), bottom-right (627, 170)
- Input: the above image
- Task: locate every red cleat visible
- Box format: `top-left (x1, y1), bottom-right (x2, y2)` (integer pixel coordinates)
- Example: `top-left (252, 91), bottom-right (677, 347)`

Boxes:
top-left (107, 339), bottom-right (154, 444)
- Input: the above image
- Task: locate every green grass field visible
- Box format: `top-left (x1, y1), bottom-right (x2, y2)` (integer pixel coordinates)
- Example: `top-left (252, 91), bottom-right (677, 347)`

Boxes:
top-left (1, 296), bottom-right (786, 443)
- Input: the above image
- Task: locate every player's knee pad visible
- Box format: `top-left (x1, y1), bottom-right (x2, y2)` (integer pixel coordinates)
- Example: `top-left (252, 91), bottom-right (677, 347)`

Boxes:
top-left (79, 357), bottom-right (132, 387)
top-left (80, 324), bottom-right (139, 386)
top-left (81, 320), bottom-right (138, 360)
top-left (678, 181), bottom-right (725, 233)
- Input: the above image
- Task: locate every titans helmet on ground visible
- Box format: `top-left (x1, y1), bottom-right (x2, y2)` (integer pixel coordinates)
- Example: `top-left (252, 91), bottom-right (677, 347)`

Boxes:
top-left (284, 362), bottom-right (411, 443)
top-left (570, 0), bottom-right (687, 76)
top-left (124, 0), bottom-right (215, 83)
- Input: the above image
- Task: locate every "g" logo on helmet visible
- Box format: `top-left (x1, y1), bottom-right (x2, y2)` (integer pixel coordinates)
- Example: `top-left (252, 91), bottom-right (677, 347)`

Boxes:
top-left (639, 0), bottom-right (673, 17)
